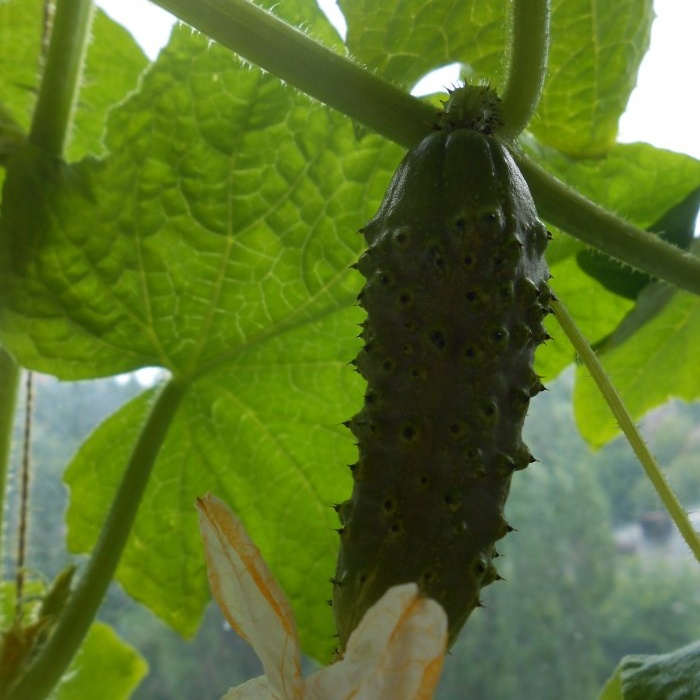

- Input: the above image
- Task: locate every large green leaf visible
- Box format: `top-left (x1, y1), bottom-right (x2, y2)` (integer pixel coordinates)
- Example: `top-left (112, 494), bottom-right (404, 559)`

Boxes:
top-left (527, 140), bottom-right (700, 383)
top-left (0, 0), bottom-right (45, 141)
top-left (569, 158), bottom-right (700, 447)
top-left (64, 311), bottom-right (362, 660)
top-left (339, 0), bottom-right (652, 157)
top-left (532, 0), bottom-right (653, 156)
top-left (55, 622), bottom-right (148, 700)
top-left (339, 0), bottom-right (506, 89)
top-left (23, 25), bottom-right (404, 662)
top-left (0, 25), bottom-right (402, 380)
top-left (574, 280), bottom-right (700, 448)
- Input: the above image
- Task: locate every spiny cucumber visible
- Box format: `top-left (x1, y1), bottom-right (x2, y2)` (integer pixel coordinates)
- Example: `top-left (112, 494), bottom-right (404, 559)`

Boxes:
top-left (332, 86), bottom-right (551, 650)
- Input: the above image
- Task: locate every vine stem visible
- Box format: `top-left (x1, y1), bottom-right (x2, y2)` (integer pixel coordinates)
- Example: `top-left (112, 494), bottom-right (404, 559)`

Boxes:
top-left (153, 0), bottom-right (434, 146)
top-left (0, 349), bottom-right (21, 580)
top-left (5, 379), bottom-right (188, 700)
top-left (516, 152), bottom-right (700, 298)
top-left (15, 371), bottom-right (34, 620)
top-left (550, 297), bottom-right (700, 564)
top-left (29, 0), bottom-right (94, 156)
top-left (499, 0), bottom-right (550, 141)
top-left (151, 0), bottom-right (700, 297)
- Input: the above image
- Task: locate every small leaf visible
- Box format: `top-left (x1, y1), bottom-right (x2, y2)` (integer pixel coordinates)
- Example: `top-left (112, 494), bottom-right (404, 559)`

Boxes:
top-left (617, 640), bottom-right (700, 700)
top-left (597, 667), bottom-right (624, 700)
top-left (55, 622), bottom-right (148, 700)
top-left (0, 581), bottom-right (145, 700)
top-left (577, 187), bottom-right (700, 301)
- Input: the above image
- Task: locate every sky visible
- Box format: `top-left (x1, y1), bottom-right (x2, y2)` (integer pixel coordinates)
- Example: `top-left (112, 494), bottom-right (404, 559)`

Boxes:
top-left (96, 0), bottom-right (700, 160)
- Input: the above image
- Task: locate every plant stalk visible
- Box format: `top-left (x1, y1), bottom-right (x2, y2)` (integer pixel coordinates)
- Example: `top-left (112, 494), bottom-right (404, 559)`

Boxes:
top-left (551, 297), bottom-right (700, 563)
top-left (517, 152), bottom-right (700, 297)
top-left (0, 349), bottom-right (21, 580)
top-left (29, 0), bottom-right (95, 156)
top-left (15, 371), bottom-right (34, 619)
top-left (153, 0), bottom-right (435, 145)
top-left (500, 0), bottom-right (550, 140)
top-left (5, 378), bottom-right (188, 700)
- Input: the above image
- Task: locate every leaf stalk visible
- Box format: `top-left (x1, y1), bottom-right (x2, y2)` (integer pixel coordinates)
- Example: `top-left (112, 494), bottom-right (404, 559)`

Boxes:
top-left (517, 153), bottom-right (700, 297)
top-left (29, 0), bottom-right (95, 157)
top-left (500, 0), bottom-right (550, 140)
top-left (551, 297), bottom-right (700, 564)
top-left (0, 349), bottom-right (21, 580)
top-left (153, 0), bottom-right (434, 144)
top-left (5, 378), bottom-right (188, 700)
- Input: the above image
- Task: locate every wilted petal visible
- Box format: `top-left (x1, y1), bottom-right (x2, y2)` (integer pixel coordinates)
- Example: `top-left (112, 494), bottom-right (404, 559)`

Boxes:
top-left (197, 493), bottom-right (303, 700)
top-left (220, 675), bottom-right (279, 699)
top-left (305, 583), bottom-right (447, 700)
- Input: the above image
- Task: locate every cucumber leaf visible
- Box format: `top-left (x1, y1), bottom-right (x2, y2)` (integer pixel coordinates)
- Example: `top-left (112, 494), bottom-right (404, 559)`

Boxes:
top-left (599, 641), bottom-right (700, 700)
top-left (24, 25), bottom-right (402, 662)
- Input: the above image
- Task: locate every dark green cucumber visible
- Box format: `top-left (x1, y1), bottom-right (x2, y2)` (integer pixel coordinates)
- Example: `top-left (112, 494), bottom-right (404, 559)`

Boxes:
top-left (333, 115), bottom-right (550, 650)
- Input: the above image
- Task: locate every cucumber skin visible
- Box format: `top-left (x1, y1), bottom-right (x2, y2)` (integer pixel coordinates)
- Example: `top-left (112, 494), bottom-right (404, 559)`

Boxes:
top-left (333, 129), bottom-right (550, 650)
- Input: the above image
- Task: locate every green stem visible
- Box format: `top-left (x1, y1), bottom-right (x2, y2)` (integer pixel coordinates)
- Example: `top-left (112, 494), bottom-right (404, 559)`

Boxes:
top-left (152, 0), bottom-right (435, 145)
top-left (0, 349), bottom-right (21, 580)
top-left (516, 151), bottom-right (700, 297)
top-left (29, 0), bottom-right (94, 156)
top-left (5, 378), bottom-right (188, 700)
top-left (499, 0), bottom-right (550, 140)
top-left (551, 297), bottom-right (700, 564)
top-left (15, 372), bottom-right (34, 619)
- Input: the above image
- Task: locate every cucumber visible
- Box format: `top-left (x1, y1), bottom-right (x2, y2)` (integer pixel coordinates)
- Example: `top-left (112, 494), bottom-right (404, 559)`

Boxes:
top-left (333, 88), bottom-right (551, 649)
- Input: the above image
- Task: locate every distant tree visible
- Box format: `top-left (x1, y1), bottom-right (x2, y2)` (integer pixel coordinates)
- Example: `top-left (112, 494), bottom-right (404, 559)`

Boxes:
top-left (598, 558), bottom-right (700, 667)
top-left (437, 375), bottom-right (614, 700)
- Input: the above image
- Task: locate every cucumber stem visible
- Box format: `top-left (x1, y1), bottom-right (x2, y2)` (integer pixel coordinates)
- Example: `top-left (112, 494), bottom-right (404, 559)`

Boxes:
top-left (5, 379), bottom-right (188, 700)
top-left (0, 348), bottom-right (21, 580)
top-left (500, 0), bottom-right (550, 140)
top-left (29, 0), bottom-right (95, 157)
top-left (517, 152), bottom-right (700, 297)
top-left (551, 297), bottom-right (700, 564)
top-left (152, 0), bottom-right (434, 144)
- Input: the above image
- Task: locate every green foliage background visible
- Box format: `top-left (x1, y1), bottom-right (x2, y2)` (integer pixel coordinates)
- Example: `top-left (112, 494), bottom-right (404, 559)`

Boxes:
top-left (1, 0), bottom-right (700, 696)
